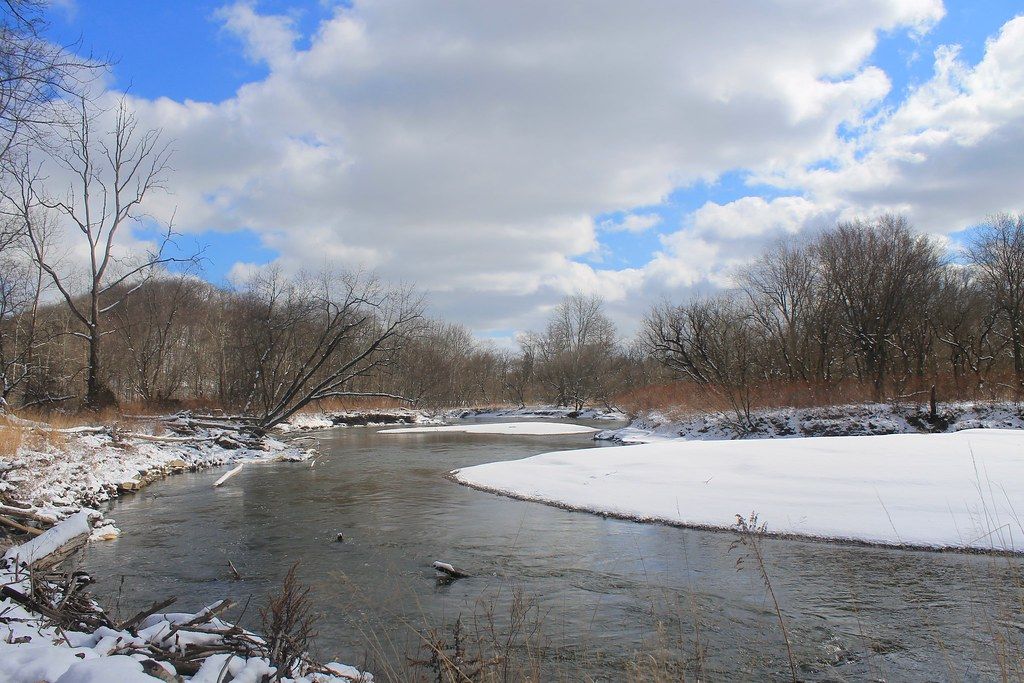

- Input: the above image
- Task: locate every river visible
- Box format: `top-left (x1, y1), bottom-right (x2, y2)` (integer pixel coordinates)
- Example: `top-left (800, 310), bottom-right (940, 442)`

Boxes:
top-left (82, 420), bottom-right (1024, 680)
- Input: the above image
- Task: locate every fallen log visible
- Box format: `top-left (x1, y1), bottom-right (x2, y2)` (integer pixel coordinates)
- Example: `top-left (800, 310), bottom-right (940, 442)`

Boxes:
top-left (227, 559), bottom-right (243, 580)
top-left (165, 599), bottom-right (235, 637)
top-left (213, 464), bottom-right (244, 487)
top-left (0, 504), bottom-right (58, 525)
top-left (4, 510), bottom-right (92, 570)
top-left (125, 433), bottom-right (215, 444)
top-left (0, 514), bottom-right (43, 536)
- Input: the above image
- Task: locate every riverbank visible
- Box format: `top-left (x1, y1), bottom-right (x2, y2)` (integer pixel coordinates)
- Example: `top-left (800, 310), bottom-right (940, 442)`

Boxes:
top-left (0, 419), bottom-right (312, 546)
top-left (274, 408), bottom-right (440, 433)
top-left (597, 400), bottom-right (1024, 443)
top-left (446, 404), bottom-right (627, 421)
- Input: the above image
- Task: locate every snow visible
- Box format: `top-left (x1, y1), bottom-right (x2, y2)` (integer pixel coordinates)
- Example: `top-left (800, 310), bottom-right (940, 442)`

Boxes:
top-left (53, 657), bottom-right (156, 683)
top-left (380, 421), bottom-right (599, 436)
top-left (448, 405), bottom-right (626, 421)
top-left (275, 409), bottom-right (441, 433)
top-left (454, 428), bottom-right (1024, 552)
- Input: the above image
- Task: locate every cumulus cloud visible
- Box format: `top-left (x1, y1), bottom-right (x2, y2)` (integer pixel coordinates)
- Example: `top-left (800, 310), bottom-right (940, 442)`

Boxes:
top-left (690, 196), bottom-right (837, 239)
top-left (114, 0), bottom-right (959, 334)
top-left (749, 15), bottom-right (1024, 235)
top-left (215, 1), bottom-right (298, 67)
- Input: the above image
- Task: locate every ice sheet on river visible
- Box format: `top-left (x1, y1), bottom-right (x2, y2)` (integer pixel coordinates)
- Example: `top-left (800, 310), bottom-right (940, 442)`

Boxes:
top-left (379, 421), bottom-right (598, 436)
top-left (453, 428), bottom-right (1024, 552)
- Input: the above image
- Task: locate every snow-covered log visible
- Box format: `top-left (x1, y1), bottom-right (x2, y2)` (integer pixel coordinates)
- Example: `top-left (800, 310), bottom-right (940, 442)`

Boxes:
top-left (213, 464), bottom-right (244, 487)
top-left (3, 510), bottom-right (92, 570)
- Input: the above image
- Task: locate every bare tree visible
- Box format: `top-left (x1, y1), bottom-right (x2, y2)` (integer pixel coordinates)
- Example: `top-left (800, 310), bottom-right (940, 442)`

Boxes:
top-left (932, 266), bottom-right (1001, 393)
top-left (1, 97), bottom-right (190, 407)
top-left (531, 293), bottom-right (619, 410)
top-left (737, 241), bottom-right (819, 382)
top-left (0, 244), bottom-right (32, 405)
top-left (110, 273), bottom-right (205, 405)
top-left (231, 268), bottom-right (423, 431)
top-left (501, 344), bottom-right (535, 408)
top-left (642, 295), bottom-right (762, 428)
top-left (814, 215), bottom-right (942, 401)
top-left (0, 1), bottom-right (99, 162)
top-left (966, 213), bottom-right (1024, 391)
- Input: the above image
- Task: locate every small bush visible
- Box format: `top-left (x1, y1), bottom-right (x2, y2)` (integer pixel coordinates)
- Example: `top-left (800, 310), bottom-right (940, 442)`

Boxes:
top-left (260, 562), bottom-right (320, 678)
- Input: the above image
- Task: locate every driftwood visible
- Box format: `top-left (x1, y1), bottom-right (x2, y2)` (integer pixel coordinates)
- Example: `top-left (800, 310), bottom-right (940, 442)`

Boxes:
top-left (0, 514), bottom-right (43, 536)
top-left (213, 464), bottom-right (244, 487)
top-left (165, 599), bottom-right (235, 638)
top-left (116, 596), bottom-right (178, 632)
top-left (0, 504), bottom-right (57, 525)
top-left (227, 559), bottom-right (243, 580)
top-left (432, 561), bottom-right (470, 579)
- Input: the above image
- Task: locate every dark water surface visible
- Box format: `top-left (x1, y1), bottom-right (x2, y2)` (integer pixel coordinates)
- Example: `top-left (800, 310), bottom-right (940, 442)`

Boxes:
top-left (83, 421), bottom-right (1024, 681)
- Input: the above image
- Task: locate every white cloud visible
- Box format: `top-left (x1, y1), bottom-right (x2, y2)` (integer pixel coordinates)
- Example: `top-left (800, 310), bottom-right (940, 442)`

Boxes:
top-left (600, 213), bottom-right (661, 234)
top-left (690, 196), bottom-right (837, 239)
top-left (753, 15), bottom-right (1024, 235)
top-left (215, 1), bottom-right (298, 68)
top-left (113, 0), bottom-right (954, 334)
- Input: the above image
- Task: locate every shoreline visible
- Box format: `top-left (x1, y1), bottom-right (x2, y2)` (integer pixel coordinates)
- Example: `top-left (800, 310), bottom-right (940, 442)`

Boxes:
top-left (448, 472), bottom-right (1024, 558)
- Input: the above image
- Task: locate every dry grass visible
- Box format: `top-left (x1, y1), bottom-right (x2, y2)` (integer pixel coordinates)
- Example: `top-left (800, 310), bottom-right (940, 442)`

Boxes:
top-left (614, 373), bottom-right (1024, 420)
top-left (0, 423), bottom-right (25, 458)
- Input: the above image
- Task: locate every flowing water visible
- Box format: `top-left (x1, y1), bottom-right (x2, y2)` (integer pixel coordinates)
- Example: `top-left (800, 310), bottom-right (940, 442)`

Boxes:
top-left (83, 420), bottom-right (1024, 681)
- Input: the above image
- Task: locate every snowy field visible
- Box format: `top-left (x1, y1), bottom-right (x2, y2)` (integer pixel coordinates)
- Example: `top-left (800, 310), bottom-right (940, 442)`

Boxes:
top-left (454, 429), bottom-right (1024, 552)
top-left (380, 421), bottom-right (598, 436)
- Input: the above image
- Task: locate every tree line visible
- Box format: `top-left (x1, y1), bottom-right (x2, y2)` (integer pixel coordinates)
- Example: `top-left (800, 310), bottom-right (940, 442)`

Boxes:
top-left (643, 213), bottom-right (1024, 425)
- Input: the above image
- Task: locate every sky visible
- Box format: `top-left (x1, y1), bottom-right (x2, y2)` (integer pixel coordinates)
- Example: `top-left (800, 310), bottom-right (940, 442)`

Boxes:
top-left (43, 0), bottom-right (1024, 342)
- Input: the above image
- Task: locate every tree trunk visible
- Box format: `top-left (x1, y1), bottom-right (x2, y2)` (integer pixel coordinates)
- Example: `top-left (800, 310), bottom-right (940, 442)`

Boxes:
top-left (86, 326), bottom-right (101, 408)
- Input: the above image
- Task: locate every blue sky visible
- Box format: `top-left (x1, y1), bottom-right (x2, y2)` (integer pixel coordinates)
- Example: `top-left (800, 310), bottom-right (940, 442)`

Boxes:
top-left (39, 1), bottom-right (1024, 333)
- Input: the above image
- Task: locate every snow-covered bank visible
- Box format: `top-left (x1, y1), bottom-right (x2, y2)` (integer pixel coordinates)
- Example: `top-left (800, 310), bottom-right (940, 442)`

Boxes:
top-left (598, 401), bottom-right (1024, 444)
top-left (275, 409), bottom-right (440, 433)
top-left (0, 516), bottom-right (371, 682)
top-left (0, 425), bottom-right (310, 532)
top-left (454, 429), bottom-right (1024, 552)
top-left (446, 405), bottom-right (626, 421)
top-left (380, 421), bottom-right (598, 436)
